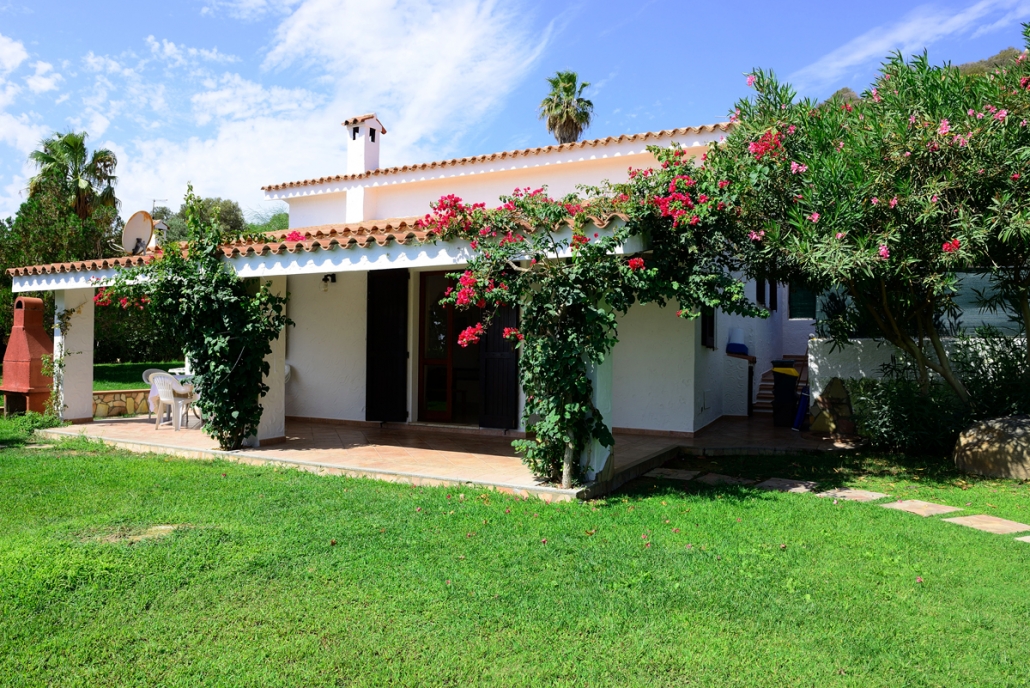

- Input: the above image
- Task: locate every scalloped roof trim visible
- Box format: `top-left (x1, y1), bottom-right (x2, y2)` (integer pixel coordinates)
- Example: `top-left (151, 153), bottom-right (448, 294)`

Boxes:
top-left (261, 123), bottom-right (733, 191)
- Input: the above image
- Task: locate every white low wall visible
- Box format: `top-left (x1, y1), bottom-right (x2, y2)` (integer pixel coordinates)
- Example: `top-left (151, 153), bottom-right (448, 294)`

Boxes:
top-left (808, 338), bottom-right (901, 399)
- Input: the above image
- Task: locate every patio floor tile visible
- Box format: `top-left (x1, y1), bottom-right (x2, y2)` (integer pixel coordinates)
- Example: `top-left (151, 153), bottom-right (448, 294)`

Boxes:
top-left (880, 500), bottom-right (962, 517)
top-left (942, 515), bottom-right (1030, 534)
top-left (755, 477), bottom-right (819, 493)
top-left (816, 488), bottom-right (887, 502)
top-left (644, 468), bottom-right (700, 481)
top-left (696, 473), bottom-right (756, 486)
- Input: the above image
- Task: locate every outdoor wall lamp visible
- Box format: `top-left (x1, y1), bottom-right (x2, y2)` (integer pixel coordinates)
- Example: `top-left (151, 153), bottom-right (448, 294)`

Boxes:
top-left (321, 273), bottom-right (336, 292)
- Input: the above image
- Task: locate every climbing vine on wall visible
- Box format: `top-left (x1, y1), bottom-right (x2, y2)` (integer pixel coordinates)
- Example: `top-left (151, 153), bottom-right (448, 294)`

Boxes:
top-left (419, 157), bottom-right (762, 486)
top-left (105, 185), bottom-right (292, 450)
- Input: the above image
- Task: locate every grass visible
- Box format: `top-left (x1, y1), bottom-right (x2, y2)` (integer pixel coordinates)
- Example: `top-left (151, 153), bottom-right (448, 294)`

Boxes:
top-left (92, 361), bottom-right (184, 391)
top-left (1, 423), bottom-right (1028, 686)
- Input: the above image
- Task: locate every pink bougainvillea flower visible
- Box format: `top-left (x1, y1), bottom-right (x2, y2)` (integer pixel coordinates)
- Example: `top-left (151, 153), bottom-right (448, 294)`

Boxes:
top-left (718, 179), bottom-right (730, 189)
top-left (627, 257), bottom-right (645, 271)
top-left (285, 230), bottom-right (305, 242)
top-left (540, 538), bottom-right (547, 544)
top-left (457, 322), bottom-right (485, 348)
top-left (943, 238), bottom-right (961, 253)
top-left (808, 212), bottom-right (820, 223)
top-left (916, 576), bottom-right (924, 584)
top-left (879, 244), bottom-right (890, 260)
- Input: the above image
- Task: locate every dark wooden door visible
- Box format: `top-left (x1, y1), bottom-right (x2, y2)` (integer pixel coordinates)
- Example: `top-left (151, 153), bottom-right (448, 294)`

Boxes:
top-left (366, 269), bottom-right (409, 422)
top-left (479, 306), bottom-right (519, 429)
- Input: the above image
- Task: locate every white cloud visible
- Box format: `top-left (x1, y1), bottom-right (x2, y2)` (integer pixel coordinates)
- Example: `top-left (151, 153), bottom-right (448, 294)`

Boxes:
top-left (25, 61), bottom-right (62, 93)
top-left (790, 0), bottom-right (1030, 93)
top-left (113, 0), bottom-right (549, 215)
top-left (145, 36), bottom-right (239, 67)
top-left (200, 0), bottom-right (302, 19)
top-left (0, 31), bottom-right (27, 74)
top-left (191, 73), bottom-right (321, 125)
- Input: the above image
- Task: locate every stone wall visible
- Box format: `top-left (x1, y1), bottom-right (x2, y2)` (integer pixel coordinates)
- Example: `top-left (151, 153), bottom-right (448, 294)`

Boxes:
top-left (93, 389), bottom-right (150, 418)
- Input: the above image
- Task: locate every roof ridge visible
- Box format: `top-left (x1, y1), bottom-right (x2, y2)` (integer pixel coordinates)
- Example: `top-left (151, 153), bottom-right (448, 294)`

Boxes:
top-left (261, 122), bottom-right (734, 192)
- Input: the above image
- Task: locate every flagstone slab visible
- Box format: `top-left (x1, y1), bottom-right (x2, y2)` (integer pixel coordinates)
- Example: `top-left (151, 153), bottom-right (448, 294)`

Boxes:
top-left (645, 468), bottom-right (701, 481)
top-left (880, 500), bottom-right (962, 517)
top-left (696, 473), bottom-right (756, 486)
top-left (942, 514), bottom-right (1030, 534)
top-left (816, 488), bottom-right (887, 502)
top-left (1016, 535), bottom-right (1030, 543)
top-left (755, 477), bottom-right (819, 493)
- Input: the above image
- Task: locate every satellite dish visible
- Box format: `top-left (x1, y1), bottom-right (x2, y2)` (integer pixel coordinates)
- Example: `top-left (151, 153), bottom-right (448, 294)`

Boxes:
top-left (122, 211), bottom-right (154, 256)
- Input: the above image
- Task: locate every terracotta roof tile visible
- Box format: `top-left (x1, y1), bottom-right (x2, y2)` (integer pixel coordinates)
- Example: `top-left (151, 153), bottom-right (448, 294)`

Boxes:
top-left (342, 113), bottom-right (386, 133)
top-left (6, 214), bottom-right (630, 276)
top-left (6, 254), bottom-right (158, 278)
top-left (262, 123), bottom-right (734, 192)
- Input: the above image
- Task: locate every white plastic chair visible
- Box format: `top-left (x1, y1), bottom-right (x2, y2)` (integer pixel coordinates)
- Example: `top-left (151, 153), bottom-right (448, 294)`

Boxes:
top-left (142, 369), bottom-right (165, 419)
top-left (152, 374), bottom-right (201, 430)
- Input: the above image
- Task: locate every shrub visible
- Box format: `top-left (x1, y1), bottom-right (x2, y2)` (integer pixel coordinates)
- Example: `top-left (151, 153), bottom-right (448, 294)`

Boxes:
top-left (848, 376), bottom-right (968, 456)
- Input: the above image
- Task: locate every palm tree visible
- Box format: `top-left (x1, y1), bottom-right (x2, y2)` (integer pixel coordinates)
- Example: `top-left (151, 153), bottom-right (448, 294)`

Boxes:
top-left (29, 131), bottom-right (118, 220)
top-left (538, 71), bottom-right (593, 144)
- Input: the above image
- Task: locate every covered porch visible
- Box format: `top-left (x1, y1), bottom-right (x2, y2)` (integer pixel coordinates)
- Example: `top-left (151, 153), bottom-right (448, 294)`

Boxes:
top-left (39, 416), bottom-right (683, 501)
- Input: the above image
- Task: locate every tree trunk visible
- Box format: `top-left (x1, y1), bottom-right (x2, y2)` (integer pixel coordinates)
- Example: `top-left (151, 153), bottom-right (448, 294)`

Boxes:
top-left (562, 441), bottom-right (575, 489)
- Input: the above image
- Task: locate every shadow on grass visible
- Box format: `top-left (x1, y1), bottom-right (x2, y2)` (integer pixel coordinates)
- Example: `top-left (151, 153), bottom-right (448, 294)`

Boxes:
top-left (603, 447), bottom-right (1023, 504)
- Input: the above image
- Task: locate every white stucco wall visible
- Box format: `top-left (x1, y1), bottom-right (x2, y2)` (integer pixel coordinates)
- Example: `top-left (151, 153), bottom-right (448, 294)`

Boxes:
top-left (807, 338), bottom-right (899, 399)
top-left (284, 272), bottom-right (367, 421)
top-left (256, 276), bottom-right (287, 442)
top-left (693, 320), bottom-right (724, 432)
top-left (611, 302), bottom-right (695, 433)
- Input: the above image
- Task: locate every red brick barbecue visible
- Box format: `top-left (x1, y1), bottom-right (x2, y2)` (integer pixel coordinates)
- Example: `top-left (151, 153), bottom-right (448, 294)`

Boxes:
top-left (1, 296), bottom-right (53, 415)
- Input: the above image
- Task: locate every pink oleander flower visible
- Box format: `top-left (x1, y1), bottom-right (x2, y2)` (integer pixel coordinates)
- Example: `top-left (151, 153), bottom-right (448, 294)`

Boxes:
top-left (889, 196), bottom-right (898, 208)
top-left (879, 244), bottom-right (890, 260)
top-left (968, 109), bottom-right (975, 116)
top-left (937, 119), bottom-right (950, 135)
top-left (790, 161), bottom-right (808, 174)
top-left (808, 212), bottom-right (820, 223)
top-left (909, 114), bottom-right (917, 124)
top-left (836, 232), bottom-right (845, 239)
top-left (871, 197), bottom-right (879, 205)
top-left (746, 74), bottom-right (756, 87)
top-left (1012, 173), bottom-right (1022, 180)
top-left (995, 109), bottom-right (1008, 121)
top-left (871, 88), bottom-right (881, 103)
top-left (748, 230), bottom-right (766, 241)
top-left (787, 124), bottom-right (797, 135)
top-left (931, 195), bottom-right (939, 203)
top-left (943, 238), bottom-right (960, 253)
top-left (1022, 120), bottom-right (1028, 127)
top-left (903, 151), bottom-right (911, 157)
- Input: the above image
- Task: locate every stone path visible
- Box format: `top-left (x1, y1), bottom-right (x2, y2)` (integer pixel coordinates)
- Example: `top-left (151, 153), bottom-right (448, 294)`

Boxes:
top-left (644, 467), bottom-right (1030, 545)
top-left (816, 488), bottom-right (887, 502)
top-left (942, 515), bottom-right (1030, 535)
top-left (880, 500), bottom-right (963, 517)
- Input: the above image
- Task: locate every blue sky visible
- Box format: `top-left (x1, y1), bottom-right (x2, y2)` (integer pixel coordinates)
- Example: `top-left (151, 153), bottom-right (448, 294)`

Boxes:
top-left (1, 0), bottom-right (1030, 219)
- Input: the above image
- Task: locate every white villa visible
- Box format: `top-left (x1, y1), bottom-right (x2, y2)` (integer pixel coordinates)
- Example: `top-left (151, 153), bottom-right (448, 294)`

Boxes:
top-left (9, 114), bottom-right (819, 478)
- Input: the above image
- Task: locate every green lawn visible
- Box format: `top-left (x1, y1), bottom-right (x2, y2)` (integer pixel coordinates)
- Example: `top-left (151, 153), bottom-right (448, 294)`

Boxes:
top-left (92, 361), bottom-right (184, 390)
top-left (1, 425), bottom-right (1028, 686)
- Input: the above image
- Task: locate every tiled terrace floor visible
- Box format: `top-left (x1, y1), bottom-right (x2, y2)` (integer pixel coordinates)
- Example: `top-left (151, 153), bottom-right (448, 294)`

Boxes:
top-left (41, 414), bottom-right (847, 500)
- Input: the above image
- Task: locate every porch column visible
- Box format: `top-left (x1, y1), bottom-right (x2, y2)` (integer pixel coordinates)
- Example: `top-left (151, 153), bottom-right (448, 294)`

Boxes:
top-left (53, 288), bottom-right (94, 423)
top-left (582, 354), bottom-right (614, 482)
top-left (256, 276), bottom-right (287, 445)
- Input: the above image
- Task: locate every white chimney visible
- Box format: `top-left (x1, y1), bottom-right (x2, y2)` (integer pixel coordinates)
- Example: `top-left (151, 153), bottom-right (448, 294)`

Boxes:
top-left (344, 113), bottom-right (386, 175)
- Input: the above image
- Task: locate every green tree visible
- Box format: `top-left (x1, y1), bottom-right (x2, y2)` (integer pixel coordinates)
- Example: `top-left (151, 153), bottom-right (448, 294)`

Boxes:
top-left (29, 131), bottom-right (117, 224)
top-left (714, 31), bottom-right (1030, 408)
top-left (538, 71), bottom-right (593, 144)
top-left (158, 197), bottom-right (246, 243)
